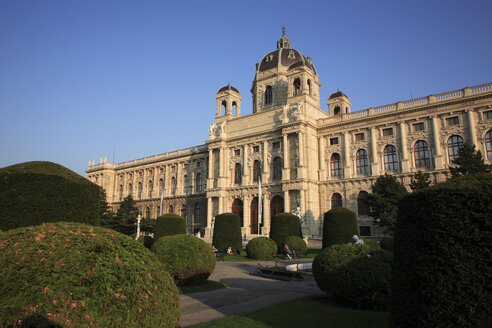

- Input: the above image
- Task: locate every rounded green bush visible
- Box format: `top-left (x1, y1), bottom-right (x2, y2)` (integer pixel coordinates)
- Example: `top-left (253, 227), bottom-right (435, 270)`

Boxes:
top-left (212, 213), bottom-right (242, 253)
top-left (360, 237), bottom-right (380, 252)
top-left (137, 235), bottom-right (155, 249)
top-left (245, 237), bottom-right (277, 259)
top-left (282, 236), bottom-right (307, 256)
top-left (152, 234), bottom-right (216, 286)
top-left (0, 222), bottom-right (180, 328)
top-left (380, 237), bottom-right (394, 252)
top-left (322, 207), bottom-right (359, 249)
top-left (269, 213), bottom-right (302, 250)
top-left (154, 214), bottom-right (186, 240)
top-left (313, 243), bottom-right (392, 311)
top-left (0, 161), bottom-right (100, 231)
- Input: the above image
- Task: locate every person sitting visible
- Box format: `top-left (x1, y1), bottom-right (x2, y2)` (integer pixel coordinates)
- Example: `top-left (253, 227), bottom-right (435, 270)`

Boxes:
top-left (211, 245), bottom-right (218, 256)
top-left (283, 243), bottom-right (296, 259)
top-left (227, 246), bottom-right (232, 255)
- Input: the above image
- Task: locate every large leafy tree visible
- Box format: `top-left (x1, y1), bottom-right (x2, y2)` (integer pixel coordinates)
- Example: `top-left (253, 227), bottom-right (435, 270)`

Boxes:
top-left (115, 194), bottom-right (139, 236)
top-left (366, 174), bottom-right (408, 235)
top-left (450, 142), bottom-right (491, 177)
top-left (410, 170), bottom-right (431, 192)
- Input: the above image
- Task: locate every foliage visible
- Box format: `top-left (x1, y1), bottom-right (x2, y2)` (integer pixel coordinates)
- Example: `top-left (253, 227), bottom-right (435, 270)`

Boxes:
top-left (322, 207), bottom-right (359, 249)
top-left (0, 222), bottom-right (180, 327)
top-left (366, 174), bottom-right (408, 235)
top-left (154, 214), bottom-right (186, 240)
top-left (380, 237), bottom-right (394, 252)
top-left (391, 174), bottom-right (492, 327)
top-left (140, 218), bottom-right (156, 234)
top-left (360, 237), bottom-right (380, 251)
top-left (409, 170), bottom-right (431, 192)
top-left (212, 213), bottom-right (242, 252)
top-left (114, 194), bottom-right (139, 236)
top-left (282, 236), bottom-right (307, 255)
top-left (313, 244), bottom-right (392, 311)
top-left (193, 295), bottom-right (389, 328)
top-left (450, 142), bottom-right (491, 177)
top-left (99, 186), bottom-right (118, 230)
top-left (0, 161), bottom-right (100, 231)
top-left (245, 237), bottom-right (277, 259)
top-left (152, 234), bottom-right (216, 286)
top-left (137, 235), bottom-right (155, 249)
top-left (269, 212), bottom-right (302, 250)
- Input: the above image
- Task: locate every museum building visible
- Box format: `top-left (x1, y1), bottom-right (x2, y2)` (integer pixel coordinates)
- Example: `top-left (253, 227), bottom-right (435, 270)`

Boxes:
top-left (86, 29), bottom-right (492, 240)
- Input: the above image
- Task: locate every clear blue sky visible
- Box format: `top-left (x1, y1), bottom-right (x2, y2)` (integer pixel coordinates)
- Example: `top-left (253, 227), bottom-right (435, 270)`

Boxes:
top-left (1, 0), bottom-right (491, 176)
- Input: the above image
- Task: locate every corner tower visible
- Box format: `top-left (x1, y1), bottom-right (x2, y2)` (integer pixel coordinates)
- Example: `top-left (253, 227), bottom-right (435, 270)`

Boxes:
top-left (251, 26), bottom-right (321, 113)
top-left (216, 83), bottom-right (242, 118)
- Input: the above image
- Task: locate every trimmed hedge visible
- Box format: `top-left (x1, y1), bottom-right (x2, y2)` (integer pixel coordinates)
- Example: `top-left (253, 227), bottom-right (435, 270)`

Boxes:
top-left (0, 161), bottom-right (100, 231)
top-left (245, 237), bottom-right (277, 259)
top-left (322, 207), bottom-right (359, 249)
top-left (212, 213), bottom-right (242, 253)
top-left (269, 213), bottom-right (302, 249)
top-left (154, 214), bottom-right (186, 240)
top-left (391, 174), bottom-right (492, 327)
top-left (313, 243), bottom-right (392, 311)
top-left (283, 236), bottom-right (307, 256)
top-left (137, 235), bottom-right (155, 249)
top-left (152, 234), bottom-right (216, 286)
top-left (0, 222), bottom-right (180, 327)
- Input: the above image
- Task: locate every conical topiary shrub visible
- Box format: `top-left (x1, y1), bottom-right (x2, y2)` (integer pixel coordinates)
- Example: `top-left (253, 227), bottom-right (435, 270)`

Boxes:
top-left (154, 213), bottom-right (186, 240)
top-left (322, 207), bottom-right (359, 249)
top-left (212, 213), bottom-right (242, 252)
top-left (269, 212), bottom-right (302, 250)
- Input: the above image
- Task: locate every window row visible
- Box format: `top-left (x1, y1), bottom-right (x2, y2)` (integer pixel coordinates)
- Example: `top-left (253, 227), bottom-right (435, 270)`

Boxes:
top-left (233, 157), bottom-right (282, 184)
top-left (330, 191), bottom-right (370, 216)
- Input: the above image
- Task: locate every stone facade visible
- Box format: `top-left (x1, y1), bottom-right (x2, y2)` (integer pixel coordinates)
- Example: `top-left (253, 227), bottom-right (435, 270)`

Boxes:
top-left (87, 30), bottom-right (492, 240)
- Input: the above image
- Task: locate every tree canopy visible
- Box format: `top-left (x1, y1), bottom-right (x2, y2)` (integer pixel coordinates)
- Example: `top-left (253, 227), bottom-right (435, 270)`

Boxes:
top-left (410, 171), bottom-right (431, 192)
top-left (450, 142), bottom-right (491, 177)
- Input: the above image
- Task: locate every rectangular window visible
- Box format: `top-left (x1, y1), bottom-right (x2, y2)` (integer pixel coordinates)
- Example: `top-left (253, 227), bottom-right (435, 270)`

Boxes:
top-left (234, 149), bottom-right (241, 156)
top-left (446, 116), bottom-right (460, 126)
top-left (197, 161), bottom-right (202, 167)
top-left (354, 133), bottom-right (365, 141)
top-left (272, 141), bottom-right (280, 149)
top-left (253, 145), bottom-right (260, 153)
top-left (483, 111), bottom-right (492, 120)
top-left (413, 122), bottom-right (425, 131)
top-left (359, 226), bottom-right (371, 236)
top-left (382, 128), bottom-right (393, 136)
top-left (330, 137), bottom-right (339, 145)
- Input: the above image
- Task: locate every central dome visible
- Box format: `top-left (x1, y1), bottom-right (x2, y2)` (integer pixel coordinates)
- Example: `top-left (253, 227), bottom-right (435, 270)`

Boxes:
top-left (257, 26), bottom-right (316, 74)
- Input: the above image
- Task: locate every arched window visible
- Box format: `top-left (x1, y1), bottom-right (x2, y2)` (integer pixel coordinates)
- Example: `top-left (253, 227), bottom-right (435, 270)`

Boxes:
top-left (138, 182), bottom-right (142, 199)
top-left (169, 205), bottom-right (174, 214)
top-left (148, 180), bottom-right (153, 198)
top-left (271, 195), bottom-right (284, 218)
top-left (293, 78), bottom-right (301, 96)
top-left (232, 101), bottom-right (238, 116)
top-left (195, 173), bottom-right (202, 192)
top-left (273, 157), bottom-right (282, 180)
top-left (194, 203), bottom-right (201, 232)
top-left (232, 199), bottom-right (244, 227)
top-left (234, 163), bottom-right (242, 185)
top-left (331, 193), bottom-right (343, 208)
top-left (486, 130), bottom-right (492, 160)
top-left (119, 184), bottom-right (123, 201)
top-left (357, 191), bottom-right (370, 215)
top-left (265, 86), bottom-right (273, 105)
top-left (330, 153), bottom-right (342, 177)
top-left (221, 100), bottom-right (226, 115)
top-left (414, 140), bottom-right (431, 169)
top-left (334, 106), bottom-right (341, 116)
top-left (447, 135), bottom-right (464, 164)
top-left (307, 79), bottom-right (312, 95)
top-left (356, 149), bottom-right (369, 175)
top-left (384, 145), bottom-right (399, 172)
top-left (253, 160), bottom-right (261, 182)
top-left (183, 175), bottom-right (188, 193)
top-left (145, 207), bottom-right (150, 218)
top-left (128, 183), bottom-right (132, 196)
top-left (171, 177), bottom-right (176, 196)
top-left (159, 178), bottom-right (164, 194)
top-left (181, 204), bottom-right (186, 218)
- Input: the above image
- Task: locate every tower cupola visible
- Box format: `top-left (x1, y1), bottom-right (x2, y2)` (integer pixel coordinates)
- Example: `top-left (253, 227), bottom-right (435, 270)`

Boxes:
top-left (277, 25), bottom-right (292, 49)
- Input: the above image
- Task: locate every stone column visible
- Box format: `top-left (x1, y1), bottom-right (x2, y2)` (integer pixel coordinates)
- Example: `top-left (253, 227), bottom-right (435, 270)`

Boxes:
top-left (208, 149), bottom-right (213, 188)
top-left (343, 132), bottom-right (351, 178)
top-left (467, 110), bottom-right (477, 146)
top-left (284, 190), bottom-right (290, 213)
top-left (262, 193), bottom-right (271, 235)
top-left (243, 195), bottom-right (251, 236)
top-left (219, 147), bottom-right (224, 188)
top-left (370, 127), bottom-right (379, 175)
top-left (282, 133), bottom-right (290, 180)
top-left (218, 196), bottom-right (223, 215)
top-left (262, 140), bottom-right (269, 182)
top-left (300, 189), bottom-right (306, 216)
top-left (204, 197), bottom-right (213, 238)
top-left (298, 131), bottom-right (305, 178)
top-left (319, 136), bottom-right (326, 180)
top-left (431, 116), bottom-right (444, 169)
top-left (242, 144), bottom-right (248, 183)
top-left (399, 122), bottom-right (410, 172)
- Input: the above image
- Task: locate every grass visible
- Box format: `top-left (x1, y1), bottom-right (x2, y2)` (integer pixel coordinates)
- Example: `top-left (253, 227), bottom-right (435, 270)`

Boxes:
top-left (179, 280), bottom-right (228, 295)
top-left (219, 248), bottom-right (322, 262)
top-left (192, 295), bottom-right (389, 327)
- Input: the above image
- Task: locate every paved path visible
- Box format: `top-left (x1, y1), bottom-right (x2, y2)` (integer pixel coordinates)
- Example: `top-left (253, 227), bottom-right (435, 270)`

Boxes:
top-left (180, 259), bottom-right (322, 327)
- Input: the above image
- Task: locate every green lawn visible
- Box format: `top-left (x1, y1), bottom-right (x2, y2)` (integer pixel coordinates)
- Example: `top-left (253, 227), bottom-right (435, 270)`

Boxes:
top-left (193, 295), bottom-right (389, 327)
top-left (179, 280), bottom-right (227, 294)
